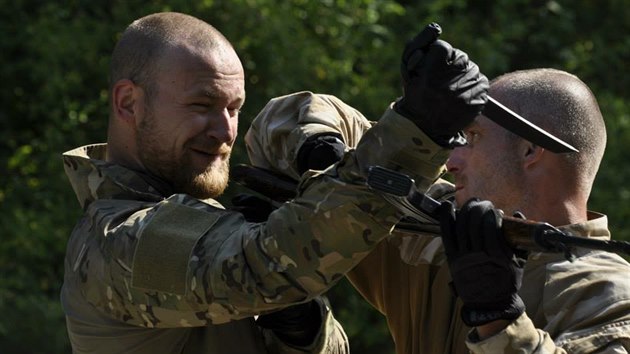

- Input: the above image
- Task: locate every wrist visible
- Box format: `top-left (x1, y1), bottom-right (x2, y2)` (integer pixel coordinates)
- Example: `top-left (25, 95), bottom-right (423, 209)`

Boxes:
top-left (393, 98), bottom-right (467, 148)
top-left (460, 295), bottom-right (525, 327)
top-left (475, 319), bottom-right (511, 339)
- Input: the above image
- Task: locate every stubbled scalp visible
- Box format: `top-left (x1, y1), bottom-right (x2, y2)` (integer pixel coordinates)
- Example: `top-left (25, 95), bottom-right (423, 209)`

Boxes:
top-left (109, 12), bottom-right (235, 103)
top-left (490, 68), bottom-right (606, 191)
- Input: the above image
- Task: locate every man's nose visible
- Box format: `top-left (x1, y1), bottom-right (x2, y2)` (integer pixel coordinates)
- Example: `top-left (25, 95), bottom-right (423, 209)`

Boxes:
top-left (446, 146), bottom-right (465, 173)
top-left (206, 108), bottom-right (237, 144)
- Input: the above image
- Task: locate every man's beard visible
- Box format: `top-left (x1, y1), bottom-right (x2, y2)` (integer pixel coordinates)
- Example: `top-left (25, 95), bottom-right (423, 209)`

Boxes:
top-left (182, 155), bottom-right (231, 199)
top-left (136, 110), bottom-right (232, 199)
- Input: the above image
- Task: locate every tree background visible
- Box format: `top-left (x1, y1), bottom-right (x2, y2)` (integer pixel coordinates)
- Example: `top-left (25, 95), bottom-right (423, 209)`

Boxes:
top-left (1, 1), bottom-right (628, 353)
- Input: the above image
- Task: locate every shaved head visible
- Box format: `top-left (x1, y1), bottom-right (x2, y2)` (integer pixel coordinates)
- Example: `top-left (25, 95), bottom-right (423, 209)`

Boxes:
top-left (109, 12), bottom-right (234, 105)
top-left (490, 69), bottom-right (606, 194)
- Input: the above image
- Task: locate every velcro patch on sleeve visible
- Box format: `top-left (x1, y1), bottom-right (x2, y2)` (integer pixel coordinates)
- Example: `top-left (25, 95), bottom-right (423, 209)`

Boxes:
top-left (132, 201), bottom-right (219, 295)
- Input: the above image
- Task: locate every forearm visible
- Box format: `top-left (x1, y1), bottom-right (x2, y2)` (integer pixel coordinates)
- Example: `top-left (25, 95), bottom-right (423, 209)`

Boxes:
top-left (236, 156), bottom-right (401, 296)
top-left (351, 104), bottom-right (448, 192)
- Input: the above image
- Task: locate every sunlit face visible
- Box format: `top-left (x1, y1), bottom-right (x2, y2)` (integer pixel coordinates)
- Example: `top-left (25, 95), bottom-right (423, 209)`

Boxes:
top-left (446, 116), bottom-right (524, 212)
top-left (136, 44), bottom-right (245, 199)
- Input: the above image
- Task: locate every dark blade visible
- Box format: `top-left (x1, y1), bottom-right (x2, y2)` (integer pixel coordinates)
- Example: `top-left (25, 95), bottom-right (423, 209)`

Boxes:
top-left (483, 96), bottom-right (578, 153)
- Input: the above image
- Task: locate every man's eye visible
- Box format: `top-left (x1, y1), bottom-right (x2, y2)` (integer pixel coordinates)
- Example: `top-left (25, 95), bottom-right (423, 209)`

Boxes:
top-left (191, 103), bottom-right (210, 110)
top-left (227, 108), bottom-right (241, 117)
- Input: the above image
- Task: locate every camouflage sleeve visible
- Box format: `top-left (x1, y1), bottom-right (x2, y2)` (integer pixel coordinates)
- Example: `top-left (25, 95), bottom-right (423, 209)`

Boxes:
top-left (244, 91), bottom-right (374, 181)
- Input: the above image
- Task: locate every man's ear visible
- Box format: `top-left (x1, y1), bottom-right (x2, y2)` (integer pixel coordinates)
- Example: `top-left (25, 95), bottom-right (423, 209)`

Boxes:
top-left (111, 79), bottom-right (144, 125)
top-left (521, 140), bottom-right (544, 169)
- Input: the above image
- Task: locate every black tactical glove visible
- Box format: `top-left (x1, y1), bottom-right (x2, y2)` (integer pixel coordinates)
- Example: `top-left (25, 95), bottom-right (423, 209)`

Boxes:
top-left (438, 199), bottom-right (526, 327)
top-left (296, 133), bottom-right (345, 175)
top-left (231, 194), bottom-right (274, 223)
top-left (395, 23), bottom-right (489, 147)
top-left (256, 297), bottom-right (325, 347)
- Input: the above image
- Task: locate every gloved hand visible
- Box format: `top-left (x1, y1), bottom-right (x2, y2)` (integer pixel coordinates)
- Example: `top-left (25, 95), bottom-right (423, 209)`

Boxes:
top-left (231, 194), bottom-right (274, 223)
top-left (438, 198), bottom-right (526, 327)
top-left (296, 133), bottom-right (345, 175)
top-left (394, 23), bottom-right (489, 147)
top-left (256, 297), bottom-right (324, 347)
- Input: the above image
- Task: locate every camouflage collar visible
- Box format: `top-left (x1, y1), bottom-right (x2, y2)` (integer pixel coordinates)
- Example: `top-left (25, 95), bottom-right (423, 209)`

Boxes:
top-left (62, 143), bottom-right (171, 210)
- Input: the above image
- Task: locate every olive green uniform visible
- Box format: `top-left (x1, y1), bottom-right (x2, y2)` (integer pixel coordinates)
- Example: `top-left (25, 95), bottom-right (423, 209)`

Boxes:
top-left (61, 90), bottom-right (447, 353)
top-left (246, 92), bottom-right (630, 354)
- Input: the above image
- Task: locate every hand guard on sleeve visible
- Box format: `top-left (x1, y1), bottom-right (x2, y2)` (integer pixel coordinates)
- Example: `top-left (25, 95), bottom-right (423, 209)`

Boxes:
top-left (395, 23), bottom-right (489, 147)
top-left (438, 199), bottom-right (526, 327)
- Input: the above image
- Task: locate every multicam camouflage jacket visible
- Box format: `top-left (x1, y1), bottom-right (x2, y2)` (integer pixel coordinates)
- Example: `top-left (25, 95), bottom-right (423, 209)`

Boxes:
top-left (246, 91), bottom-right (630, 354)
top-left (61, 143), bottom-right (350, 354)
top-left (61, 91), bottom-right (449, 353)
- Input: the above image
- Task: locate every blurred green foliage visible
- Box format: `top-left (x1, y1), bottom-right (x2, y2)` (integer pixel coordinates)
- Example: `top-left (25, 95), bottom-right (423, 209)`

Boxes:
top-left (0, 1), bottom-right (628, 353)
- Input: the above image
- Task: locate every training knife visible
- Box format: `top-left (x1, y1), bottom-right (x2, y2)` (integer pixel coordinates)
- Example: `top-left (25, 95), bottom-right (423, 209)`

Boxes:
top-left (483, 96), bottom-right (578, 153)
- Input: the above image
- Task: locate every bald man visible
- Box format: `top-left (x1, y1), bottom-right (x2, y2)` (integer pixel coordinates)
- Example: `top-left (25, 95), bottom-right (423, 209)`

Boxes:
top-left (350, 69), bottom-right (630, 353)
top-left (437, 68), bottom-right (630, 352)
